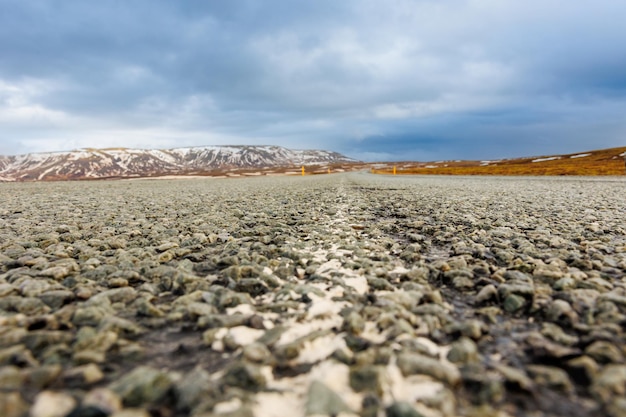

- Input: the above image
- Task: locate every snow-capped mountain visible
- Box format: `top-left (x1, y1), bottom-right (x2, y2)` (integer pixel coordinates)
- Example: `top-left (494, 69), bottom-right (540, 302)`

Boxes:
top-left (0, 145), bottom-right (357, 181)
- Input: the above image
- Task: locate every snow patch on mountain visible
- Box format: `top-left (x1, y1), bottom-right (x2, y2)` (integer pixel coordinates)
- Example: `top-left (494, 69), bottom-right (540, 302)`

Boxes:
top-left (532, 156), bottom-right (561, 163)
top-left (0, 145), bottom-right (357, 181)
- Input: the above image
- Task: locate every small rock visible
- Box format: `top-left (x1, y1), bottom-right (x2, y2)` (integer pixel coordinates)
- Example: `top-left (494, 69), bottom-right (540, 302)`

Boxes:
top-left (23, 330), bottom-right (73, 352)
top-left (82, 388), bottom-right (122, 415)
top-left (107, 278), bottom-right (129, 288)
top-left (386, 402), bottom-right (424, 417)
top-left (39, 266), bottom-right (71, 280)
top-left (98, 316), bottom-right (144, 337)
top-left (305, 380), bottom-right (353, 416)
top-left (533, 264), bottom-right (564, 282)
top-left (109, 366), bottom-right (174, 407)
top-left (540, 323), bottom-right (579, 346)
top-left (585, 341), bottom-right (624, 364)
top-left (0, 344), bottom-right (39, 368)
top-left (447, 337), bottom-right (479, 364)
top-left (361, 394), bottom-right (380, 417)
top-left (0, 366), bottom-right (24, 390)
top-left (498, 281), bottom-right (534, 301)
top-left (566, 356), bottom-right (599, 386)
top-left (235, 278), bottom-right (269, 297)
top-left (73, 350), bottom-right (106, 365)
top-left (458, 319), bottom-right (486, 340)
top-left (545, 299), bottom-right (578, 326)
top-left (158, 251), bottom-right (174, 263)
top-left (75, 287), bottom-right (94, 300)
top-left (452, 275), bottom-right (474, 290)
top-left (90, 287), bottom-right (137, 304)
top-left (607, 397), bottom-right (626, 417)
top-left (110, 410), bottom-right (151, 417)
top-left (222, 363), bottom-right (266, 392)
top-left (0, 297), bottom-right (50, 315)
top-left (344, 334), bottom-right (371, 353)
top-left (30, 391), bottom-right (77, 417)
top-left (39, 290), bottom-right (75, 309)
top-left (460, 364), bottom-right (504, 405)
top-left (63, 364), bottom-right (104, 385)
top-left (397, 352), bottom-right (460, 386)
top-left (72, 306), bottom-right (111, 327)
top-left (475, 284), bottom-right (498, 305)
top-left (157, 242), bottom-right (179, 252)
top-left (526, 365), bottom-right (574, 393)
top-left (591, 364), bottom-right (626, 403)
top-left (186, 302), bottom-right (217, 319)
top-left (343, 311), bottom-right (366, 335)
top-left (0, 392), bottom-right (28, 417)
top-left (525, 332), bottom-right (580, 361)
top-left (331, 347), bottom-right (354, 365)
top-left (25, 365), bottom-right (62, 390)
top-left (242, 343), bottom-right (271, 363)
top-left (134, 298), bottom-right (164, 318)
top-left (502, 294), bottom-right (527, 313)
top-left (493, 364), bottom-right (533, 391)
top-left (349, 365), bottom-right (382, 393)
top-left (553, 277), bottom-right (576, 291)
top-left (174, 367), bottom-right (212, 411)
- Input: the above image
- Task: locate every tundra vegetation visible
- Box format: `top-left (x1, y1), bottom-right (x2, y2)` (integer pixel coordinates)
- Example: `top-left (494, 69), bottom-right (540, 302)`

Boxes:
top-left (371, 147), bottom-right (626, 176)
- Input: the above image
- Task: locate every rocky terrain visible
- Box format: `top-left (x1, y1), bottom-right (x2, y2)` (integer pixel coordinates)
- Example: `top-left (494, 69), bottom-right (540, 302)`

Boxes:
top-left (0, 173), bottom-right (625, 417)
top-left (0, 146), bottom-right (357, 182)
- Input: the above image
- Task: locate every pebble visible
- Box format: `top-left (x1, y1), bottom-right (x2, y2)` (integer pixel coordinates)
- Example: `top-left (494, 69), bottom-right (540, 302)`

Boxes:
top-left (397, 352), bottom-right (461, 386)
top-left (174, 367), bottom-right (212, 411)
top-left (349, 365), bottom-right (383, 393)
top-left (306, 380), bottom-right (353, 416)
top-left (447, 337), bottom-right (479, 364)
top-left (63, 363), bottom-right (104, 385)
top-left (526, 364), bottom-right (574, 393)
top-left (242, 342), bottom-right (271, 363)
top-left (82, 388), bottom-right (122, 415)
top-left (110, 410), bottom-right (151, 417)
top-left (585, 341), bottom-right (624, 364)
top-left (0, 392), bottom-right (28, 417)
top-left (222, 363), bottom-right (266, 392)
top-left (565, 355), bottom-right (599, 386)
top-left (386, 402), bottom-right (424, 417)
top-left (108, 366), bottom-right (174, 406)
top-left (474, 284), bottom-right (498, 305)
top-left (591, 364), bottom-right (626, 403)
top-left (30, 391), bottom-right (77, 417)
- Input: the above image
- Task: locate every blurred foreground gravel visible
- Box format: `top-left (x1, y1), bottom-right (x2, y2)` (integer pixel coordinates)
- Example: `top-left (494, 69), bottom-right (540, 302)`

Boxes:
top-left (1, 172), bottom-right (625, 417)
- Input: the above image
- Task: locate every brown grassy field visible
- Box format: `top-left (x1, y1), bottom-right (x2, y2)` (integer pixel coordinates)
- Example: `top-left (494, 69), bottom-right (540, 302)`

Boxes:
top-left (370, 146), bottom-right (626, 176)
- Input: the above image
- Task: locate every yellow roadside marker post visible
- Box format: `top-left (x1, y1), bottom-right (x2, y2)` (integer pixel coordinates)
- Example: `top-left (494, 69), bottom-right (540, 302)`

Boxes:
top-left (393, 166), bottom-right (397, 175)
top-left (302, 166), bottom-right (305, 176)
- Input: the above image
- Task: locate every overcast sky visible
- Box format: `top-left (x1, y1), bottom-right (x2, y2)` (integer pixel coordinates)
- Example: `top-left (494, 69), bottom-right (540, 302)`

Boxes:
top-left (1, 0), bottom-right (625, 161)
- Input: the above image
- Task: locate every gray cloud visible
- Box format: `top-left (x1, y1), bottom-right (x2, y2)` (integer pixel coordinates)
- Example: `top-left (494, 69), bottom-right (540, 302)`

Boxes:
top-left (0, 0), bottom-right (625, 159)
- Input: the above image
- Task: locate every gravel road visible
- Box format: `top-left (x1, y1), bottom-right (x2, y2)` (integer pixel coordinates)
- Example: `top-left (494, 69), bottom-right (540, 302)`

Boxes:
top-left (1, 173), bottom-right (625, 417)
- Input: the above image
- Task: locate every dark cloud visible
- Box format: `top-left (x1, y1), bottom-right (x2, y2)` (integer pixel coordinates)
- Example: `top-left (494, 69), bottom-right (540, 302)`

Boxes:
top-left (0, 0), bottom-right (625, 159)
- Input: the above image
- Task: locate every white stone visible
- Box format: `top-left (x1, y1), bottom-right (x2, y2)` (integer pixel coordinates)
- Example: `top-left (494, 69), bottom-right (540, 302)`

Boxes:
top-left (30, 391), bottom-right (76, 417)
top-left (228, 326), bottom-right (265, 346)
top-left (343, 276), bottom-right (369, 295)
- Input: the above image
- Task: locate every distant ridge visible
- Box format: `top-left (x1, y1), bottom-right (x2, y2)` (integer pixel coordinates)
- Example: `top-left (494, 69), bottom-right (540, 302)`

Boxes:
top-left (370, 146), bottom-right (626, 176)
top-left (0, 145), bottom-right (358, 182)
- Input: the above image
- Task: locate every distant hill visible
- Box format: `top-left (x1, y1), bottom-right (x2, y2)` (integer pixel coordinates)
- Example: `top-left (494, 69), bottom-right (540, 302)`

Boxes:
top-left (0, 145), bottom-right (358, 181)
top-left (370, 146), bottom-right (626, 176)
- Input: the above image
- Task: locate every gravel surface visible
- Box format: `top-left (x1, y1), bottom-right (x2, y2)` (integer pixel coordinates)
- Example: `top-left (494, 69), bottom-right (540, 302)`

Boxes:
top-left (1, 172), bottom-right (625, 417)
